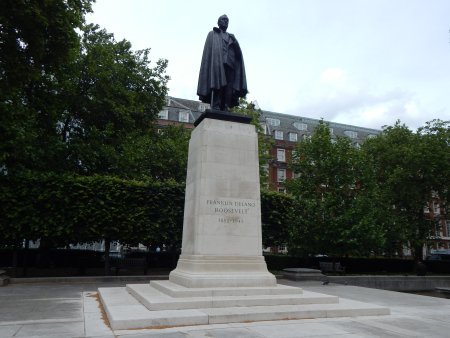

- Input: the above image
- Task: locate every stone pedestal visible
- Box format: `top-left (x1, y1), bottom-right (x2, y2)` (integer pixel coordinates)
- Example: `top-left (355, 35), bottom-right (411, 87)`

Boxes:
top-left (98, 113), bottom-right (391, 331)
top-left (169, 115), bottom-right (276, 287)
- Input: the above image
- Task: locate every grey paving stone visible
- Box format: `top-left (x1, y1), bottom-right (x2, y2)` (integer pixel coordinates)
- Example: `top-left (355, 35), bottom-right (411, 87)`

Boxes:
top-left (248, 321), bottom-right (351, 337)
top-left (84, 311), bottom-right (113, 337)
top-left (0, 324), bottom-right (22, 337)
top-left (117, 332), bottom-right (188, 338)
top-left (14, 321), bottom-right (85, 337)
top-left (322, 318), bottom-right (418, 337)
top-left (186, 328), bottom-right (264, 338)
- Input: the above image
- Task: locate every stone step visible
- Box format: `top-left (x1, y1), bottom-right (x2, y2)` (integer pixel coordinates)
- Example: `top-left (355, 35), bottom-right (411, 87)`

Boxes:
top-left (150, 280), bottom-right (303, 298)
top-left (99, 287), bottom-right (208, 330)
top-left (203, 299), bottom-right (390, 325)
top-left (98, 286), bottom-right (390, 331)
top-left (127, 284), bottom-right (338, 311)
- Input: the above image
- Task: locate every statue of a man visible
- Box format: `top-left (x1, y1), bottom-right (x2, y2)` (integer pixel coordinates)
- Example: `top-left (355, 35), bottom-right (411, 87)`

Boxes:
top-left (197, 15), bottom-right (247, 111)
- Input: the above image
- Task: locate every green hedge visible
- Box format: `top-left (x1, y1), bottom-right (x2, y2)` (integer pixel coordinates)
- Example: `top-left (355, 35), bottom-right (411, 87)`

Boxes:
top-left (0, 174), bottom-right (290, 249)
top-left (0, 174), bottom-right (184, 249)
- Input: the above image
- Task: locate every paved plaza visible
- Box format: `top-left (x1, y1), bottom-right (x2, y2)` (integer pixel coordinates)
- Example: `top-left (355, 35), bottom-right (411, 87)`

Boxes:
top-left (1, 278), bottom-right (449, 337)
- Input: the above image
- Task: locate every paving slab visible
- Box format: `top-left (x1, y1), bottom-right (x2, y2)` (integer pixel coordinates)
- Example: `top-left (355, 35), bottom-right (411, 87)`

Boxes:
top-left (117, 332), bottom-right (189, 338)
top-left (184, 327), bottom-right (265, 338)
top-left (0, 325), bottom-right (22, 337)
top-left (13, 321), bottom-right (85, 337)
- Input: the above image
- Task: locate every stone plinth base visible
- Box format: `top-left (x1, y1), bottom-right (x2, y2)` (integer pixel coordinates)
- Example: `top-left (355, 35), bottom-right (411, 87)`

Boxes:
top-left (98, 281), bottom-right (390, 330)
top-left (169, 255), bottom-right (276, 288)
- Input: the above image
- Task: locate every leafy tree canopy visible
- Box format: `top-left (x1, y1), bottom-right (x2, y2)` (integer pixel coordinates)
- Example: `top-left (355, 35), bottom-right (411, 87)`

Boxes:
top-left (286, 121), bottom-right (385, 257)
top-left (0, 0), bottom-right (93, 174)
top-left (362, 119), bottom-right (450, 259)
top-left (1, 2), bottom-right (169, 178)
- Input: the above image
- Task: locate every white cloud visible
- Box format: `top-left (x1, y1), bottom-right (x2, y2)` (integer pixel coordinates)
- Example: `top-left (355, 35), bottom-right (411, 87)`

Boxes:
top-left (320, 68), bottom-right (347, 85)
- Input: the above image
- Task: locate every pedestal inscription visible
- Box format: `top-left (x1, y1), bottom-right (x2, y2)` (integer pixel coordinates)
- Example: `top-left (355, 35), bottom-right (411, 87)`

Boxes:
top-left (169, 117), bottom-right (276, 287)
top-left (206, 198), bottom-right (257, 224)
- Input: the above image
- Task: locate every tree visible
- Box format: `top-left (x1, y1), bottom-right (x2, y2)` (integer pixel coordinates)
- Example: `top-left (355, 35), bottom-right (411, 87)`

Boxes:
top-left (58, 24), bottom-right (169, 176)
top-left (1, 1), bottom-right (169, 177)
top-left (286, 121), bottom-right (385, 257)
top-left (0, 0), bottom-right (93, 175)
top-left (417, 120), bottom-right (450, 212)
top-left (362, 120), bottom-right (450, 260)
top-left (119, 124), bottom-right (191, 182)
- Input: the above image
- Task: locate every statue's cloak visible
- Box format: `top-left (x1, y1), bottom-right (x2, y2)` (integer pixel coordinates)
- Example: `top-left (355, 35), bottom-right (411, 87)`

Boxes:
top-left (197, 27), bottom-right (247, 107)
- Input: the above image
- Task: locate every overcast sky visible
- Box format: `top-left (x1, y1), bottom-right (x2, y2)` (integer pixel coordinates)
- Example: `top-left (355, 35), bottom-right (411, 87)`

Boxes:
top-left (87, 0), bottom-right (450, 130)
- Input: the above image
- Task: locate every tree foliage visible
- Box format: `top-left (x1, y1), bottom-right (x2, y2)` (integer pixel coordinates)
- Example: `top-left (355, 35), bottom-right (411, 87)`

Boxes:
top-left (260, 189), bottom-right (295, 248)
top-left (285, 119), bottom-right (449, 259)
top-left (119, 124), bottom-right (191, 181)
top-left (60, 24), bottom-right (169, 175)
top-left (0, 0), bottom-right (93, 174)
top-left (286, 121), bottom-right (385, 257)
top-left (362, 120), bottom-right (450, 259)
top-left (1, 2), bottom-right (169, 178)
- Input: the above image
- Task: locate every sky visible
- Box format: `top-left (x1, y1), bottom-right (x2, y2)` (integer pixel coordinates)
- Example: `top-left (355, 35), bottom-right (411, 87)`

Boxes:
top-left (87, 0), bottom-right (450, 130)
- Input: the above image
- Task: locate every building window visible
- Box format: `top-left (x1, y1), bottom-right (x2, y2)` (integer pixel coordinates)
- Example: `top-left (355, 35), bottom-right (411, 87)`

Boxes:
top-left (199, 104), bottom-right (208, 112)
top-left (277, 169), bottom-right (286, 182)
top-left (274, 130), bottom-right (283, 140)
top-left (344, 130), bottom-right (358, 139)
top-left (433, 202), bottom-right (440, 214)
top-left (278, 187), bottom-right (286, 194)
top-left (367, 134), bottom-right (377, 139)
top-left (179, 111), bottom-right (189, 123)
top-left (266, 118), bottom-right (280, 126)
top-left (158, 110), bottom-right (168, 120)
top-left (278, 245), bottom-right (287, 253)
top-left (289, 132), bottom-right (298, 142)
top-left (446, 220), bottom-right (450, 237)
top-left (293, 122), bottom-right (308, 131)
top-left (277, 148), bottom-right (286, 162)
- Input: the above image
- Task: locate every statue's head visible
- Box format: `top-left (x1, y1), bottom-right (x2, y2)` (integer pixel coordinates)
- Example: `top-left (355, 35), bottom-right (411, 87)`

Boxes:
top-left (218, 15), bottom-right (229, 31)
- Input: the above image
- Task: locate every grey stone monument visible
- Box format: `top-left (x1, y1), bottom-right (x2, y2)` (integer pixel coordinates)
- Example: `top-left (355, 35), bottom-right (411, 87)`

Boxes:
top-left (97, 15), bottom-right (390, 330)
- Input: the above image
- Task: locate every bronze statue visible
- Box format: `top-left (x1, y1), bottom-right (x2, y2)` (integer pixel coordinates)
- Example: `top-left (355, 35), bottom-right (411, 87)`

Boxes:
top-left (197, 15), bottom-right (247, 111)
